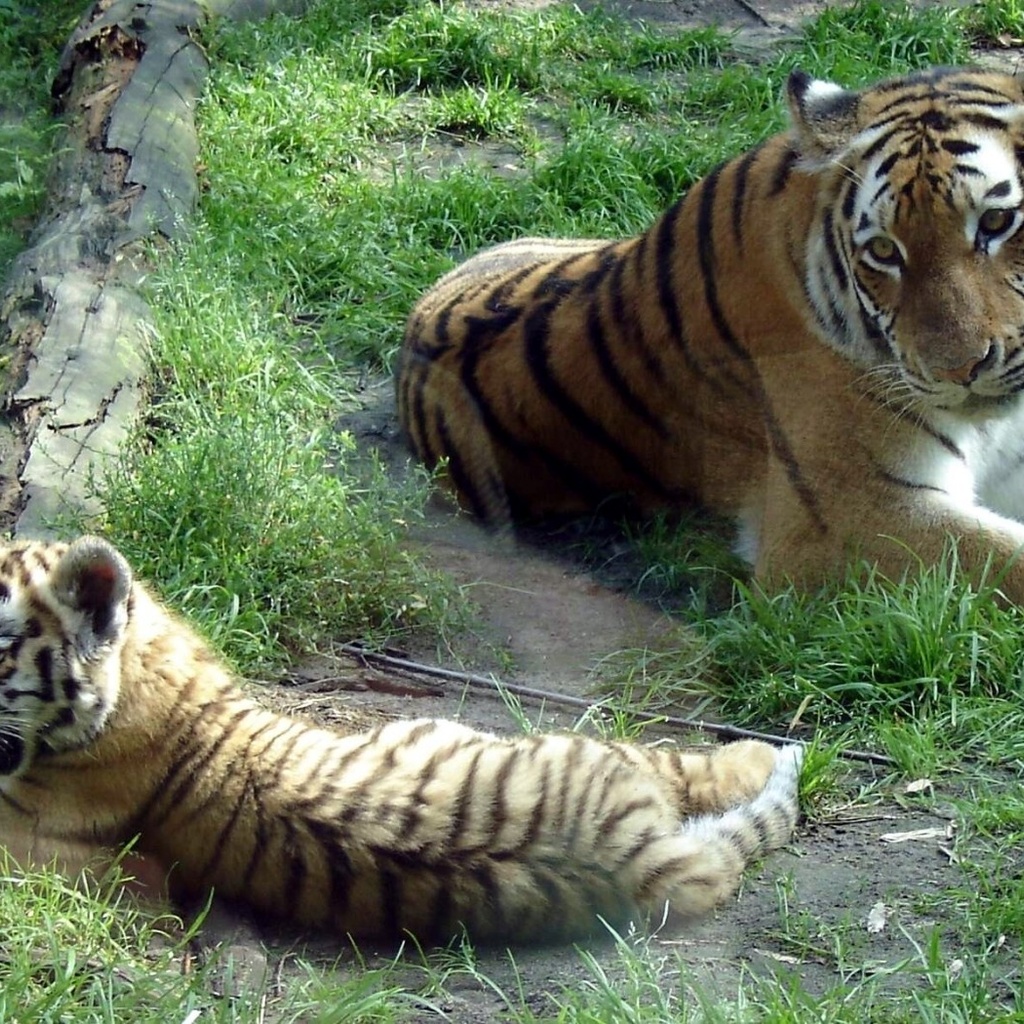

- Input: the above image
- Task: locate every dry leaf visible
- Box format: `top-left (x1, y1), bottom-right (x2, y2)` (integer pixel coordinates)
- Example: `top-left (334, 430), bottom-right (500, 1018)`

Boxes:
top-left (879, 827), bottom-right (947, 843)
top-left (904, 778), bottom-right (933, 795)
top-left (866, 901), bottom-right (889, 934)
top-left (752, 948), bottom-right (803, 965)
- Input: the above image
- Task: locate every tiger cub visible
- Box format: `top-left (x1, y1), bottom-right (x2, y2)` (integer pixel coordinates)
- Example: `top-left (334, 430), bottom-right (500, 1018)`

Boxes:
top-left (0, 536), bottom-right (800, 945)
top-left (397, 67), bottom-right (1024, 601)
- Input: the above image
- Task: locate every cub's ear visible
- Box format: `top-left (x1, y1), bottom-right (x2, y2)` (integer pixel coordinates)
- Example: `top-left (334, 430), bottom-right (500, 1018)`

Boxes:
top-left (51, 536), bottom-right (133, 652)
top-left (786, 69), bottom-right (861, 168)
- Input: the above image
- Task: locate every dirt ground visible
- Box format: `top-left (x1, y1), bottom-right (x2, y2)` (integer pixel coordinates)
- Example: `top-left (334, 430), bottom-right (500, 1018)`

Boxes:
top-left (245, 1), bottom-right (993, 1014)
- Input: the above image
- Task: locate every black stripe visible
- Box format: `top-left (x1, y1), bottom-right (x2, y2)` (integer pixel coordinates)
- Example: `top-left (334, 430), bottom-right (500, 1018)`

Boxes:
top-left (158, 707), bottom-right (253, 816)
top-left (940, 78), bottom-right (1015, 98)
top-left (860, 123), bottom-right (903, 165)
top-left (195, 776), bottom-right (251, 882)
top-left (942, 138), bottom-right (979, 156)
top-left (485, 263), bottom-right (537, 314)
top-left (612, 825), bottom-right (658, 872)
top-left (252, 717), bottom-right (309, 791)
top-left (405, 364), bottom-right (432, 463)
top-left (731, 143), bottom-right (762, 247)
top-left (552, 737), bottom-right (583, 836)
top-left (175, 718), bottom-right (284, 832)
top-left (654, 200), bottom-right (686, 349)
top-left (873, 150), bottom-right (901, 179)
top-left (0, 788), bottom-right (30, 815)
top-left (426, 866), bottom-right (456, 939)
top-left (869, 180), bottom-right (890, 206)
top-left (840, 176), bottom-right (859, 220)
top-left (821, 210), bottom-right (849, 295)
top-left (378, 864), bottom-right (403, 937)
top-left (857, 398), bottom-right (965, 460)
top-left (240, 804), bottom-right (270, 893)
top-left (533, 250), bottom-right (598, 299)
top-left (696, 165), bottom-right (750, 363)
top-left (34, 647), bottom-right (54, 701)
top-left (444, 745), bottom-right (484, 852)
top-left (964, 113), bottom-right (1010, 132)
top-left (283, 818), bottom-right (308, 913)
top-left (646, 208), bottom-right (728, 395)
top-left (306, 817), bottom-right (355, 920)
top-left (984, 180), bottom-right (1012, 199)
top-left (587, 294), bottom-right (669, 437)
top-left (856, 302), bottom-right (894, 362)
top-left (767, 146), bottom-right (799, 197)
top-left (469, 863), bottom-right (504, 937)
top-left (608, 246), bottom-right (666, 387)
top-left (513, 757), bottom-right (549, 854)
top-left (523, 301), bottom-right (682, 500)
top-left (762, 404), bottom-right (828, 536)
top-left (433, 409), bottom-right (497, 522)
top-left (875, 468), bottom-right (947, 494)
top-left (581, 248), bottom-right (617, 294)
top-left (954, 164), bottom-right (985, 180)
top-left (434, 296), bottom-right (458, 348)
top-left (907, 412), bottom-right (965, 460)
top-left (457, 336), bottom-right (612, 507)
top-left (486, 747), bottom-right (520, 847)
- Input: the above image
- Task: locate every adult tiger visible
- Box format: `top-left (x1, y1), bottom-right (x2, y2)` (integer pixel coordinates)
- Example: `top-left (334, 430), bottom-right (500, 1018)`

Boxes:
top-left (396, 67), bottom-right (1024, 598)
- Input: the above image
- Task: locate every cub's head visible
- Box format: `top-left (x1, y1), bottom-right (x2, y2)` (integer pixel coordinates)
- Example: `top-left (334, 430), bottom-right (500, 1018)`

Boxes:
top-left (788, 66), bottom-right (1024, 416)
top-left (0, 536), bottom-right (132, 779)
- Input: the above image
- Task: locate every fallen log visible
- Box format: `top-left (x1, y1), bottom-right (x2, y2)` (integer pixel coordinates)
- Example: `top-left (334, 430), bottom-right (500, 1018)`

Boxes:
top-left (0, 0), bottom-right (307, 535)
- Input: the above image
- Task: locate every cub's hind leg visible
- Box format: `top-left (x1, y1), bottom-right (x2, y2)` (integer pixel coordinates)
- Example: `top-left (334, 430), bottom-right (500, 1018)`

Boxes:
top-left (607, 738), bottom-right (782, 816)
top-left (629, 743), bottom-right (804, 922)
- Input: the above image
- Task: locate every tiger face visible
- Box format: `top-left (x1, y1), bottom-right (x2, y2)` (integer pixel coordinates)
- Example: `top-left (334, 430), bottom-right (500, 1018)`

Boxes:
top-left (792, 68), bottom-right (1024, 416)
top-left (0, 540), bottom-right (128, 778)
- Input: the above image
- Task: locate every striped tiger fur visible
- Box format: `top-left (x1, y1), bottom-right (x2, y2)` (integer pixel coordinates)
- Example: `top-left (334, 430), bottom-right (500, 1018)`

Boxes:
top-left (0, 536), bottom-right (800, 945)
top-left (397, 67), bottom-right (1024, 600)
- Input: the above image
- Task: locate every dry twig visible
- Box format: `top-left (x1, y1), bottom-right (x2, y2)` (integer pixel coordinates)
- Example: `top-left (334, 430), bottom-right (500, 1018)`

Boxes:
top-left (337, 643), bottom-right (895, 766)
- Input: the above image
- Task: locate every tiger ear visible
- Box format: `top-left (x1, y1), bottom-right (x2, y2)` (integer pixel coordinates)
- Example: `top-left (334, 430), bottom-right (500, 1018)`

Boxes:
top-left (786, 69), bottom-right (861, 168)
top-left (51, 536), bottom-right (133, 653)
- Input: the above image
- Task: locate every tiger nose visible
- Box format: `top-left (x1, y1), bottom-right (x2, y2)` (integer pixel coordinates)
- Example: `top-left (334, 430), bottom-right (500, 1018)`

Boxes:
top-left (933, 344), bottom-right (996, 385)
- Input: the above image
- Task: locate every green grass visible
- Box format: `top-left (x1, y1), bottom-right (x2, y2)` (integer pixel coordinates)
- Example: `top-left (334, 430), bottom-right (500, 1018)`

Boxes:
top-left (0, 1), bottom-right (82, 268)
top-left (98, 224), bottom-right (462, 667)
top-left (0, 857), bottom-right (436, 1022)
top-left (6, 0), bottom-right (1024, 1020)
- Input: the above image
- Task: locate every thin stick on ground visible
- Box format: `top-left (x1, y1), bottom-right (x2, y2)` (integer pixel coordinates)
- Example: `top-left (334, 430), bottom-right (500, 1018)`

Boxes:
top-left (335, 642), bottom-right (895, 766)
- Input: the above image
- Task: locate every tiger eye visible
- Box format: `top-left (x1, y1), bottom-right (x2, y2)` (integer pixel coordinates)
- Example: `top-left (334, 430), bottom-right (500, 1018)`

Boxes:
top-left (864, 235), bottom-right (901, 265)
top-left (978, 207), bottom-right (1015, 237)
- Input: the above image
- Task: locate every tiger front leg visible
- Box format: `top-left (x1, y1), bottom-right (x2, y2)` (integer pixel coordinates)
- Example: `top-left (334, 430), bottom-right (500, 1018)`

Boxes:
top-left (754, 462), bottom-right (1024, 604)
top-left (0, 825), bottom-right (169, 900)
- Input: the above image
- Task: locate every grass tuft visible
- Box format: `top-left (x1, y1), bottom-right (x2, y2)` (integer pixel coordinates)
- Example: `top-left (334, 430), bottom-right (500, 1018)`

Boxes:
top-left (98, 228), bottom-right (460, 670)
